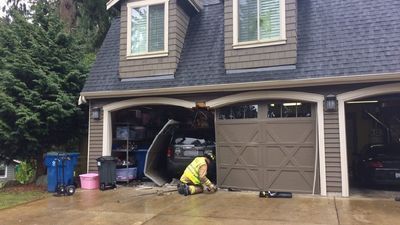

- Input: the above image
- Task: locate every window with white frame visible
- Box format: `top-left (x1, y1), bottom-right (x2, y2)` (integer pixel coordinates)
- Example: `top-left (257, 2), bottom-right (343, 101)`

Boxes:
top-left (233, 0), bottom-right (285, 47)
top-left (127, 0), bottom-right (168, 57)
top-left (0, 163), bottom-right (6, 178)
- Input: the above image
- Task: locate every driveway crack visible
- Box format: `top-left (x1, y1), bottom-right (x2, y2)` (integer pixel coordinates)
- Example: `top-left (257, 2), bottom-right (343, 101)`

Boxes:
top-left (334, 196), bottom-right (341, 225)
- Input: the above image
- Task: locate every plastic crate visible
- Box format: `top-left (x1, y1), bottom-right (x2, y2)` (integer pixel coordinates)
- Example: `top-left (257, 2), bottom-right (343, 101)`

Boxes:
top-left (116, 167), bottom-right (137, 181)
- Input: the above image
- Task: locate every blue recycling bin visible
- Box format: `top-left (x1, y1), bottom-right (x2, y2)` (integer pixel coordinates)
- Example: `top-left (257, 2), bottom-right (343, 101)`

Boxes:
top-left (44, 152), bottom-right (79, 192)
top-left (134, 149), bottom-right (148, 179)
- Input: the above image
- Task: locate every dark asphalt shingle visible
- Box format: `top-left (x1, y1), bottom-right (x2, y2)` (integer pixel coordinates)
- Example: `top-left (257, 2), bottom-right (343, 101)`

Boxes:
top-left (82, 0), bottom-right (400, 93)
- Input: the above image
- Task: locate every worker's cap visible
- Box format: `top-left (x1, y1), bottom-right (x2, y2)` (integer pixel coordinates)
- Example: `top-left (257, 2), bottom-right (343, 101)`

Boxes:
top-left (204, 152), bottom-right (215, 161)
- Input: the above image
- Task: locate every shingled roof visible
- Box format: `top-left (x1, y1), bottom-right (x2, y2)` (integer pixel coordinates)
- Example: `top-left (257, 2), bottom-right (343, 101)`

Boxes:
top-left (82, 0), bottom-right (400, 93)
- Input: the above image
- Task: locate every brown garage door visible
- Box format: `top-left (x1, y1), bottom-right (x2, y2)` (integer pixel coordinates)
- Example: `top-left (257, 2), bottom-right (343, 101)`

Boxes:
top-left (216, 102), bottom-right (317, 193)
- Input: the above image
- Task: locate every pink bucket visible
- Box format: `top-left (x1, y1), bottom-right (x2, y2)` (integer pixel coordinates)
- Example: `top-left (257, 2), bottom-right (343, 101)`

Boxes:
top-left (79, 173), bottom-right (99, 190)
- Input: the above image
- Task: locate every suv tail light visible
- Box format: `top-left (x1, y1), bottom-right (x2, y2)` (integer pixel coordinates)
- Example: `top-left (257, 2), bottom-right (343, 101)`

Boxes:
top-left (167, 147), bottom-right (173, 158)
top-left (368, 160), bottom-right (383, 168)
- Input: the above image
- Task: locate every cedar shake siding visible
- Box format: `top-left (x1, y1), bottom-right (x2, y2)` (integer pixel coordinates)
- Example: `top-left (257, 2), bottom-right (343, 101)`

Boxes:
top-left (224, 0), bottom-right (297, 70)
top-left (119, 0), bottom-right (190, 79)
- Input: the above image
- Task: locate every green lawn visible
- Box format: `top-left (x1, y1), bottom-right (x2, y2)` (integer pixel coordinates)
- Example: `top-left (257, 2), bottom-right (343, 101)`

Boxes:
top-left (0, 191), bottom-right (47, 209)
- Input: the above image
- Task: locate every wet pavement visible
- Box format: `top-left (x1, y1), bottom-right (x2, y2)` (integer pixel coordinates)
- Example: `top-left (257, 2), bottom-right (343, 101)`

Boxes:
top-left (1, 187), bottom-right (400, 225)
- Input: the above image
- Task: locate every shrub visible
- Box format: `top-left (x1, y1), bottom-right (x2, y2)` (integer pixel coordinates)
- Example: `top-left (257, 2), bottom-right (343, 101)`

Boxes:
top-left (15, 161), bottom-right (36, 184)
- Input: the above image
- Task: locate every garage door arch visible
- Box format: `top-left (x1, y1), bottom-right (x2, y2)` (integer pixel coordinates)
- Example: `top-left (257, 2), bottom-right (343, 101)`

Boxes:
top-left (208, 91), bottom-right (326, 195)
top-left (101, 97), bottom-right (196, 156)
top-left (337, 82), bottom-right (400, 197)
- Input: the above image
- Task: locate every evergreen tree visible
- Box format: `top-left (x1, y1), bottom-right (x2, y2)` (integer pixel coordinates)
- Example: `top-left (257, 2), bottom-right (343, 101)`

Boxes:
top-left (0, 0), bottom-right (91, 164)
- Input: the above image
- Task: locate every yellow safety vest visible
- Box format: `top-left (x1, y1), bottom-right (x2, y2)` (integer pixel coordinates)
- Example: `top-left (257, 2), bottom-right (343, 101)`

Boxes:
top-left (181, 157), bottom-right (208, 185)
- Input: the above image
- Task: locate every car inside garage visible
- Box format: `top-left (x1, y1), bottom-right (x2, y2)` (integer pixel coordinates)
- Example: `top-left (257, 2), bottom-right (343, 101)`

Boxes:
top-left (110, 105), bottom-right (215, 184)
top-left (345, 94), bottom-right (400, 194)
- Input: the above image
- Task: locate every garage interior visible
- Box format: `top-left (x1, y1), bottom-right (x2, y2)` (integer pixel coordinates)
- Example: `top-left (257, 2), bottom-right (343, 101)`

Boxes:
top-left (345, 94), bottom-right (400, 195)
top-left (110, 105), bottom-right (215, 183)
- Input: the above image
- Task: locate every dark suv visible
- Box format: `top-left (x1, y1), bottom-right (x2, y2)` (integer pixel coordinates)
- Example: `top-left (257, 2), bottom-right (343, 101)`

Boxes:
top-left (166, 128), bottom-right (216, 180)
top-left (353, 144), bottom-right (400, 186)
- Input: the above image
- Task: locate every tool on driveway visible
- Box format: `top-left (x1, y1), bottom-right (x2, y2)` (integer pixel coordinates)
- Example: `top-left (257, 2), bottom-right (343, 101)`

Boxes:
top-left (54, 153), bottom-right (76, 197)
top-left (259, 191), bottom-right (292, 198)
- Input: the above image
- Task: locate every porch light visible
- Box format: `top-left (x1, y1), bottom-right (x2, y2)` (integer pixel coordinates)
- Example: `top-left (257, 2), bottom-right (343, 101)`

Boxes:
top-left (324, 95), bottom-right (337, 112)
top-left (92, 107), bottom-right (101, 120)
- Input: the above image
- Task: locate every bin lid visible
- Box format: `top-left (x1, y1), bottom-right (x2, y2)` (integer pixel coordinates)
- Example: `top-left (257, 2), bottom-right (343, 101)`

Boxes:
top-left (45, 152), bottom-right (79, 156)
top-left (96, 156), bottom-right (117, 162)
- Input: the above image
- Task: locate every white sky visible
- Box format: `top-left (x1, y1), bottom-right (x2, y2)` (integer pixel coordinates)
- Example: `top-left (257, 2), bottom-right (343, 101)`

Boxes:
top-left (0, 0), bottom-right (32, 17)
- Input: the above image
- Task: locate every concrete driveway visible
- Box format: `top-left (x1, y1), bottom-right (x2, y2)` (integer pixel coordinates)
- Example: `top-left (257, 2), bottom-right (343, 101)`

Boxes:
top-left (1, 187), bottom-right (399, 225)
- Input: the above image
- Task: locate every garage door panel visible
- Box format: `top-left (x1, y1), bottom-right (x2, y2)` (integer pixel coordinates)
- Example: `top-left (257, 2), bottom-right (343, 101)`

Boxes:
top-left (217, 123), bottom-right (261, 143)
top-left (219, 167), bottom-right (261, 190)
top-left (216, 112), bottom-right (316, 193)
top-left (268, 170), bottom-right (314, 193)
top-left (265, 146), bottom-right (286, 166)
top-left (293, 146), bottom-right (316, 166)
top-left (218, 145), bottom-right (241, 165)
top-left (264, 121), bottom-right (314, 143)
top-left (218, 145), bottom-right (260, 166)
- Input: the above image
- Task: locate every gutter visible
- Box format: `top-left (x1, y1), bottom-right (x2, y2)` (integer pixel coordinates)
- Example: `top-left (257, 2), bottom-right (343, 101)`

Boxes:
top-left (80, 72), bottom-right (400, 99)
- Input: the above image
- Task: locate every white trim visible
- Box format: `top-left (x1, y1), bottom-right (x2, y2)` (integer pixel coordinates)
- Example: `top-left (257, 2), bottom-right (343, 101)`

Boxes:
top-left (187, 0), bottom-right (201, 12)
top-left (81, 72), bottom-right (400, 99)
top-left (106, 0), bottom-right (120, 10)
top-left (102, 97), bottom-right (196, 156)
top-left (208, 91), bottom-right (324, 108)
top-left (0, 163), bottom-right (7, 178)
top-left (233, 39), bottom-right (287, 49)
top-left (279, 0), bottom-right (286, 41)
top-left (208, 91), bottom-right (327, 196)
top-left (86, 102), bottom-right (91, 173)
top-left (126, 0), bottom-right (169, 57)
top-left (337, 99), bottom-right (348, 197)
top-left (337, 82), bottom-right (400, 197)
top-left (232, 0), bottom-right (286, 47)
top-left (126, 52), bottom-right (168, 60)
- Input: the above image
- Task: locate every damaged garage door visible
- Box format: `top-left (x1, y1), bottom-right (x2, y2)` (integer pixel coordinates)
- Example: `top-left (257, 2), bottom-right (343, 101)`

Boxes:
top-left (144, 120), bottom-right (179, 186)
top-left (216, 102), bottom-right (318, 193)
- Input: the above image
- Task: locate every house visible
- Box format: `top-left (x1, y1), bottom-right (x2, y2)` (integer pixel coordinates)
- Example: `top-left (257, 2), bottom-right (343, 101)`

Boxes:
top-left (80, 0), bottom-right (400, 197)
top-left (0, 160), bottom-right (18, 182)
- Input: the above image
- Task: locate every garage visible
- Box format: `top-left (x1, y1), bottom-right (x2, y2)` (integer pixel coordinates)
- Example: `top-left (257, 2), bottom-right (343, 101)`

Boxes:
top-left (103, 100), bottom-right (217, 186)
top-left (215, 101), bottom-right (319, 193)
top-left (345, 94), bottom-right (400, 194)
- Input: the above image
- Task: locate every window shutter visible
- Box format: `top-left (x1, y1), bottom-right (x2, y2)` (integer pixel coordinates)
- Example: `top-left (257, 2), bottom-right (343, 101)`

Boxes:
top-left (238, 0), bottom-right (258, 42)
top-left (131, 7), bottom-right (148, 54)
top-left (259, 0), bottom-right (281, 40)
top-left (149, 4), bottom-right (165, 52)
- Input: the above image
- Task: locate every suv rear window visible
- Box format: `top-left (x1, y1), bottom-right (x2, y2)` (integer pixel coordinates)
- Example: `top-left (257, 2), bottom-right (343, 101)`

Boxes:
top-left (174, 137), bottom-right (206, 146)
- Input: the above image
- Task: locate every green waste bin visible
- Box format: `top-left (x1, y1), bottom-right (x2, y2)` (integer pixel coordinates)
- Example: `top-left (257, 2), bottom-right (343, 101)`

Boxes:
top-left (96, 156), bottom-right (117, 191)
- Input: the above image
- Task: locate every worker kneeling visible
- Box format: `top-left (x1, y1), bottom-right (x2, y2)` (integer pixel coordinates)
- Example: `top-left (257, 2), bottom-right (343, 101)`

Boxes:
top-left (178, 152), bottom-right (217, 196)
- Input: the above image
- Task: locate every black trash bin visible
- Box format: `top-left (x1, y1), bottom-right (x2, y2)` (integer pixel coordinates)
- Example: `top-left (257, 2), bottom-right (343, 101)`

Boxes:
top-left (96, 156), bottom-right (117, 191)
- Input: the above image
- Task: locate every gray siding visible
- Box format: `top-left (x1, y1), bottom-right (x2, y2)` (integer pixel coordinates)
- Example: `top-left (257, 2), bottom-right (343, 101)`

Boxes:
top-left (224, 0), bottom-right (297, 70)
top-left (0, 163), bottom-right (16, 181)
top-left (324, 111), bottom-right (341, 193)
top-left (119, 0), bottom-right (190, 78)
top-left (88, 101), bottom-right (105, 172)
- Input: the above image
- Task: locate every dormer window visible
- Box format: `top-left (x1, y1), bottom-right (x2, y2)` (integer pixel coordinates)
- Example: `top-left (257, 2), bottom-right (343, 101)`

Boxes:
top-left (127, 0), bottom-right (169, 58)
top-left (233, 0), bottom-right (286, 49)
